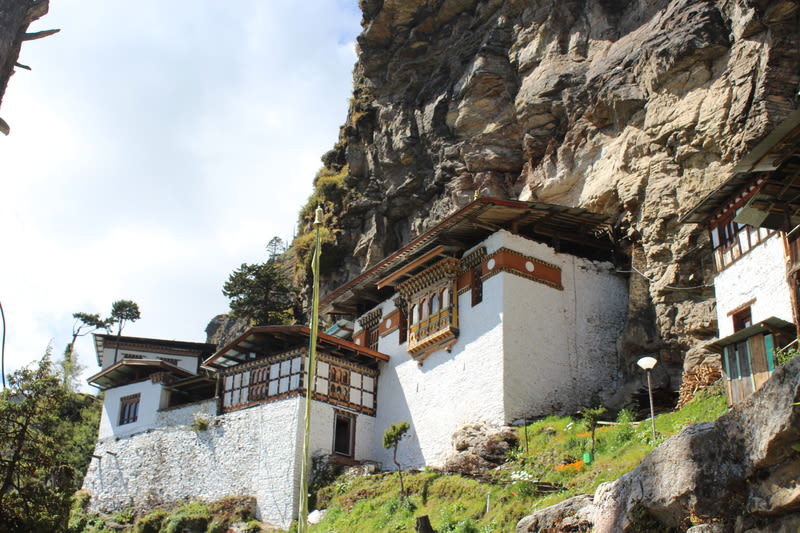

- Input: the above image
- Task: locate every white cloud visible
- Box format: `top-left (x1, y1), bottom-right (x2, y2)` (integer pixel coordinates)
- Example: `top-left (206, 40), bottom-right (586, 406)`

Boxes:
top-left (0, 0), bottom-right (361, 389)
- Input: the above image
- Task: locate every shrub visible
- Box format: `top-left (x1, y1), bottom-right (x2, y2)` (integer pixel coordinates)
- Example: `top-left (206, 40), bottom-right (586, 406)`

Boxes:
top-left (133, 509), bottom-right (168, 533)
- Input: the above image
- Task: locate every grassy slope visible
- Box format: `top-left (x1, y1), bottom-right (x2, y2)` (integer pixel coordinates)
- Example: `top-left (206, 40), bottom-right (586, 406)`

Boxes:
top-left (68, 383), bottom-right (727, 532)
top-left (309, 382), bottom-right (728, 533)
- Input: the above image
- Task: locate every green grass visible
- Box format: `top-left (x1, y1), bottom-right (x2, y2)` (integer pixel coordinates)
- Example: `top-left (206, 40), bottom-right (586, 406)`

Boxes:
top-left (68, 383), bottom-right (728, 532)
top-left (309, 381), bottom-right (728, 533)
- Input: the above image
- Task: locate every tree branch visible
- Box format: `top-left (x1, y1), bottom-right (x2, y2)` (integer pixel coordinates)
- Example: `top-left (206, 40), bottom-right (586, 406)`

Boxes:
top-left (21, 28), bottom-right (60, 41)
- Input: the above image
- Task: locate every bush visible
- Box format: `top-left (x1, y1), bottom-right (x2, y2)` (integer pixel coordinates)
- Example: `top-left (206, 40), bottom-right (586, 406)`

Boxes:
top-left (776, 346), bottom-right (799, 366)
top-left (134, 509), bottom-right (168, 533)
top-left (162, 501), bottom-right (209, 533)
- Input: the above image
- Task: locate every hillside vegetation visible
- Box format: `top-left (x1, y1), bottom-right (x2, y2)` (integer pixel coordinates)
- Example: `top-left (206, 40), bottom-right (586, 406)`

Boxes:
top-left (66, 383), bottom-right (726, 532)
top-left (308, 382), bottom-right (727, 533)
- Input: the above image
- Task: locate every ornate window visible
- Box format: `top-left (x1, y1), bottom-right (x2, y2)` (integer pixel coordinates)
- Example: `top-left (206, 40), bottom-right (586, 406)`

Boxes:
top-left (119, 393), bottom-right (140, 425)
top-left (709, 217), bottom-right (775, 271)
top-left (359, 308), bottom-right (383, 352)
top-left (315, 359), bottom-right (377, 413)
top-left (221, 352), bottom-right (304, 411)
top-left (398, 258), bottom-right (460, 362)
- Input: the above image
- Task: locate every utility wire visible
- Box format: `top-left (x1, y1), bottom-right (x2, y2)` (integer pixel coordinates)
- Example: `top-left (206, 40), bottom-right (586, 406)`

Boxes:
top-left (616, 263), bottom-right (714, 290)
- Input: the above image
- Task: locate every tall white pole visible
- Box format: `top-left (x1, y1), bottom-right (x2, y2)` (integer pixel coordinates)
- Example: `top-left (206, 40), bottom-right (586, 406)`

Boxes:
top-left (298, 206), bottom-right (323, 533)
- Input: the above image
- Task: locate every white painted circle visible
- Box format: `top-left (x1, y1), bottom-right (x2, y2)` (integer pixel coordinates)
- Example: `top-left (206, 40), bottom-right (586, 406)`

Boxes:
top-left (355, 338), bottom-right (361, 345)
top-left (385, 318), bottom-right (392, 328)
top-left (487, 258), bottom-right (496, 270)
top-left (525, 261), bottom-right (535, 272)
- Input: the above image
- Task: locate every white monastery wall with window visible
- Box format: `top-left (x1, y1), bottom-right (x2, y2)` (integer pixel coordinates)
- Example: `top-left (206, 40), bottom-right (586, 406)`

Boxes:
top-left (371, 288), bottom-right (505, 470)
top-left (714, 234), bottom-right (793, 338)
top-left (84, 395), bottom-right (376, 529)
top-left (98, 380), bottom-right (167, 439)
top-left (84, 398), bottom-right (307, 529)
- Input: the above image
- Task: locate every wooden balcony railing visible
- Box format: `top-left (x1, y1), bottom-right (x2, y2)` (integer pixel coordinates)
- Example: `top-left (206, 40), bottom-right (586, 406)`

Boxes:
top-left (407, 307), bottom-right (458, 359)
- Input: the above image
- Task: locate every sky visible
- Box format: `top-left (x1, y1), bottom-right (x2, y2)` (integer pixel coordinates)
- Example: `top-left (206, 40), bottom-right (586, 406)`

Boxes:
top-left (0, 1), bottom-right (362, 390)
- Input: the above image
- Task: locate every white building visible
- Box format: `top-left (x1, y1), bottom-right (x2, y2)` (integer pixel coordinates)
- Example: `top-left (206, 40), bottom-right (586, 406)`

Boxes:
top-left (82, 198), bottom-right (630, 528)
top-left (683, 111), bottom-right (800, 404)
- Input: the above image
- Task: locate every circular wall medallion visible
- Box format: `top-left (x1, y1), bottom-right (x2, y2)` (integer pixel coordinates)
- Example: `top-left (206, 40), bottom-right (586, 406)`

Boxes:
top-left (355, 338), bottom-right (361, 345)
top-left (487, 258), bottom-right (496, 270)
top-left (385, 318), bottom-right (392, 328)
top-left (525, 261), bottom-right (535, 272)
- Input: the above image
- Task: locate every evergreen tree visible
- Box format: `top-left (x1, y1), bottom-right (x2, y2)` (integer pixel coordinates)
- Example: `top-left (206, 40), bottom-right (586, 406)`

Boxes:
top-left (223, 261), bottom-right (297, 326)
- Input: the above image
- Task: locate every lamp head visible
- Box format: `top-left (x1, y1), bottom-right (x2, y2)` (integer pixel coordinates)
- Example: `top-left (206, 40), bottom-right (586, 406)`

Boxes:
top-left (637, 356), bottom-right (658, 370)
top-left (314, 205), bottom-right (323, 225)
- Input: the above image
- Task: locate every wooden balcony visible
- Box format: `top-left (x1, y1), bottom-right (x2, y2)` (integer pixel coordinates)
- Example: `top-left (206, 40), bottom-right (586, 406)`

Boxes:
top-left (407, 307), bottom-right (458, 361)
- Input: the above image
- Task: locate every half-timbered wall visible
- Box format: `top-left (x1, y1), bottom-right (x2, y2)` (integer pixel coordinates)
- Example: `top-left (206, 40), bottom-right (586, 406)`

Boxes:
top-left (219, 350), bottom-right (379, 416)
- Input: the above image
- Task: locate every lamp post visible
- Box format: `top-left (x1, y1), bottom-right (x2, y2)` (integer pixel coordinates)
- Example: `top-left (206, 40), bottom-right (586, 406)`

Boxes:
top-left (637, 356), bottom-right (658, 440)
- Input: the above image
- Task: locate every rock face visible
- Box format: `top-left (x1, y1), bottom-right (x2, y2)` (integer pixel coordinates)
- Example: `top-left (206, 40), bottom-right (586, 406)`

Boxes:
top-left (516, 357), bottom-right (800, 532)
top-left (317, 0), bottom-right (800, 384)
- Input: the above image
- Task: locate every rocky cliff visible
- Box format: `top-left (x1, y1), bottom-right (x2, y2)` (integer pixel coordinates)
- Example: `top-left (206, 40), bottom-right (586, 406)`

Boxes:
top-left (311, 0), bottom-right (800, 387)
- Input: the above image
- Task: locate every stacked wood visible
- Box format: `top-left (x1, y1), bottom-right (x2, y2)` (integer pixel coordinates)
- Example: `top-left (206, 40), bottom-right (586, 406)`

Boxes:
top-left (676, 363), bottom-right (722, 409)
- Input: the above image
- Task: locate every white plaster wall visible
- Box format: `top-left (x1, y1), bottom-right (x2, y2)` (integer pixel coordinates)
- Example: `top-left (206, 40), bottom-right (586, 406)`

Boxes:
top-left (83, 398), bottom-right (306, 529)
top-left (366, 230), bottom-right (626, 468)
top-left (371, 277), bottom-right (506, 469)
top-left (308, 402), bottom-right (376, 463)
top-left (714, 234), bottom-right (793, 338)
top-left (99, 381), bottom-right (166, 439)
top-left (85, 397), bottom-right (377, 529)
top-left (501, 240), bottom-right (627, 419)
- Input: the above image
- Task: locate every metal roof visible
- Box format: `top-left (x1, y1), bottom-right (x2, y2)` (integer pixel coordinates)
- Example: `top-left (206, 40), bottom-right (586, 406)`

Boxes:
top-left (710, 316), bottom-right (795, 350)
top-left (320, 197), bottom-right (615, 316)
top-left (87, 359), bottom-right (193, 390)
top-left (202, 325), bottom-right (389, 370)
top-left (93, 334), bottom-right (217, 366)
top-left (682, 109), bottom-right (800, 229)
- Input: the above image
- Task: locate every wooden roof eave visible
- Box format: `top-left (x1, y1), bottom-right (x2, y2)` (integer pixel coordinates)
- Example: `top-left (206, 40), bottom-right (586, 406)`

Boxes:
top-left (320, 198), bottom-right (614, 317)
top-left (202, 325), bottom-right (390, 371)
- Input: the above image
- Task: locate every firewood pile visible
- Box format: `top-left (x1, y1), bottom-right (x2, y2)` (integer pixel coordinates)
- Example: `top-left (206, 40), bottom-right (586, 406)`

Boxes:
top-left (676, 363), bottom-right (722, 409)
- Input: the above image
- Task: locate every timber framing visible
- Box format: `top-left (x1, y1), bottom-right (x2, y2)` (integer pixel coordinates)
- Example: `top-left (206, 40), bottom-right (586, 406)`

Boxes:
top-left (320, 197), bottom-right (615, 317)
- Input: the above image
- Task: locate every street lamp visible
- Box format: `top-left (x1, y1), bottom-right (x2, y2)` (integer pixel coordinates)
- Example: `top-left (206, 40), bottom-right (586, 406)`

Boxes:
top-left (637, 356), bottom-right (658, 440)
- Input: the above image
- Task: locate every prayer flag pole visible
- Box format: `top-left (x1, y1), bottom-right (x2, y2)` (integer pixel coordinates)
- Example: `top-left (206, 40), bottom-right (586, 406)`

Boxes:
top-left (298, 205), bottom-right (324, 533)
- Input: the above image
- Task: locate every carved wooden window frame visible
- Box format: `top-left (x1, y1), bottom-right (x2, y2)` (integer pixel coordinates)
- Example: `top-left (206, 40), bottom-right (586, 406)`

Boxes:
top-left (119, 393), bottom-right (141, 425)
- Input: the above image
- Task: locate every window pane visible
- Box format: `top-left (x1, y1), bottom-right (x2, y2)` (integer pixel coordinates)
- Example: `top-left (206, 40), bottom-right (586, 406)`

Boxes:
top-left (363, 376), bottom-right (374, 392)
top-left (362, 392), bottom-right (374, 408)
top-left (350, 388), bottom-right (361, 405)
top-left (279, 377), bottom-right (289, 393)
top-left (318, 361), bottom-right (329, 378)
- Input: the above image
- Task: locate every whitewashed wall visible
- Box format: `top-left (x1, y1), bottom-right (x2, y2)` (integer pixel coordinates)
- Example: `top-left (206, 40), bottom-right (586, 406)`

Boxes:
top-left (371, 284), bottom-right (506, 470)
top-left (499, 233), bottom-right (627, 419)
top-left (365, 230), bottom-right (627, 469)
top-left (714, 234), bottom-right (793, 338)
top-left (84, 395), bottom-right (378, 528)
top-left (99, 380), bottom-right (168, 439)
